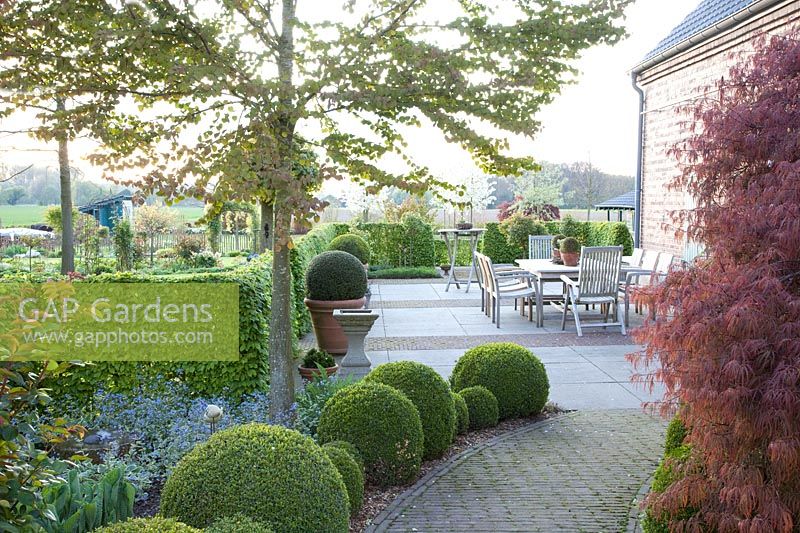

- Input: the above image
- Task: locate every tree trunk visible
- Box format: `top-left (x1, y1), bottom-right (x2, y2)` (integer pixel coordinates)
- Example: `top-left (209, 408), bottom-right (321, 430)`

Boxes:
top-left (268, 0), bottom-right (298, 419)
top-left (56, 99), bottom-right (75, 274)
top-left (259, 200), bottom-right (274, 252)
top-left (268, 204), bottom-right (294, 418)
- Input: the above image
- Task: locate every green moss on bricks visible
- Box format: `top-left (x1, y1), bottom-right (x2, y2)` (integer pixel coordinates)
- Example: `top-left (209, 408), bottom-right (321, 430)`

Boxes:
top-left (451, 391), bottom-right (469, 435)
top-left (159, 424), bottom-right (349, 532)
top-left (305, 250), bottom-right (367, 301)
top-left (364, 361), bottom-right (456, 459)
top-left (328, 233), bottom-right (371, 264)
top-left (451, 342), bottom-right (549, 419)
top-left (206, 515), bottom-right (273, 533)
top-left (458, 386), bottom-right (499, 429)
top-left (317, 382), bottom-right (424, 487)
top-left (94, 518), bottom-right (200, 532)
top-left (323, 444), bottom-right (365, 516)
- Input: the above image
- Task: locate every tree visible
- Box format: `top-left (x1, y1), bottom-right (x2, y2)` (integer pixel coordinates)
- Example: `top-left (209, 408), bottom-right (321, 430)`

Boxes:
top-left (564, 161), bottom-right (601, 220)
top-left (0, 186), bottom-right (26, 205)
top-left (631, 32), bottom-right (800, 532)
top-left (76, 0), bottom-right (630, 417)
top-left (514, 162), bottom-right (565, 207)
top-left (0, 1), bottom-right (193, 274)
top-left (341, 184), bottom-right (383, 223)
top-left (134, 205), bottom-right (178, 265)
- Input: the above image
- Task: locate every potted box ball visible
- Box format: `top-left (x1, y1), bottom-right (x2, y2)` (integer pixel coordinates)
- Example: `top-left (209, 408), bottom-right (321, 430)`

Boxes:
top-left (299, 348), bottom-right (339, 381)
top-left (305, 250), bottom-right (368, 354)
top-left (559, 237), bottom-right (581, 267)
top-left (551, 234), bottom-right (566, 263)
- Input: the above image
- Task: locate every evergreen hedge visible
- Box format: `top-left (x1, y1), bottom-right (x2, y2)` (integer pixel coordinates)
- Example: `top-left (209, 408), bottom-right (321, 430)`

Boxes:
top-left (354, 214), bottom-right (435, 267)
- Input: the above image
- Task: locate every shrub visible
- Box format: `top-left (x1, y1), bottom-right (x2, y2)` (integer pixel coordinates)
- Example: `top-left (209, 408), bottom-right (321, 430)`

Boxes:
top-left (551, 234), bottom-right (566, 249)
top-left (322, 444), bottom-right (364, 516)
top-left (458, 386), bottom-right (499, 429)
top-left (295, 375), bottom-right (357, 439)
top-left (305, 250), bottom-right (367, 301)
top-left (559, 236), bottom-right (580, 253)
top-left (113, 219), bottom-right (137, 271)
top-left (365, 361), bottom-right (456, 459)
top-left (317, 382), bottom-right (424, 487)
top-left (451, 391), bottom-right (469, 435)
top-left (368, 266), bottom-right (439, 279)
top-left (302, 348), bottom-right (335, 369)
top-left (175, 234), bottom-right (203, 262)
top-left (354, 216), bottom-right (435, 268)
top-left (160, 424), bottom-right (349, 532)
top-left (329, 233), bottom-right (371, 264)
top-left (323, 440), bottom-right (364, 470)
top-left (94, 517), bottom-right (200, 532)
top-left (206, 514), bottom-right (274, 533)
top-left (481, 222), bottom-right (522, 263)
top-left (631, 32), bottom-right (800, 530)
top-left (451, 343), bottom-right (549, 419)
top-left (500, 214), bottom-right (546, 257)
top-left (663, 416), bottom-right (688, 456)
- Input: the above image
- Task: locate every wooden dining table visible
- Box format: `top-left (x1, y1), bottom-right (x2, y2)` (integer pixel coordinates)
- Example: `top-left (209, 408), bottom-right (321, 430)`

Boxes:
top-left (515, 258), bottom-right (650, 327)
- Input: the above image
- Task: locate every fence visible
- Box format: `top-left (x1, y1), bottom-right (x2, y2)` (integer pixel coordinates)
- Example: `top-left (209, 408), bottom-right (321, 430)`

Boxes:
top-left (0, 231), bottom-right (255, 257)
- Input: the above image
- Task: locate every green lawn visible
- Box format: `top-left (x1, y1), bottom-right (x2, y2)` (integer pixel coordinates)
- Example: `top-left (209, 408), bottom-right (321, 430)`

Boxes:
top-left (0, 204), bottom-right (205, 227)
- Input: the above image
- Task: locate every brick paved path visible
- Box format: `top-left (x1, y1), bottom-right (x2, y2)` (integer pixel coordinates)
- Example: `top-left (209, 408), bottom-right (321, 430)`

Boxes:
top-left (367, 410), bottom-right (665, 533)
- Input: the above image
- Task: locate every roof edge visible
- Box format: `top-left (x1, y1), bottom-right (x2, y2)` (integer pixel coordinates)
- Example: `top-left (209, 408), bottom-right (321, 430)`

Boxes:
top-left (631, 0), bottom-right (785, 74)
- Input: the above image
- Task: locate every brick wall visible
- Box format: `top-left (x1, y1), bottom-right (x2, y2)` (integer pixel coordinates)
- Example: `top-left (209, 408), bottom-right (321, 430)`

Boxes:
top-left (635, 1), bottom-right (800, 258)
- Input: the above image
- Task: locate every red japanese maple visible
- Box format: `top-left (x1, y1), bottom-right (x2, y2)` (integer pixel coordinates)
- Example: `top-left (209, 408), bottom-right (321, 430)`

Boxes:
top-left (631, 32), bottom-right (800, 532)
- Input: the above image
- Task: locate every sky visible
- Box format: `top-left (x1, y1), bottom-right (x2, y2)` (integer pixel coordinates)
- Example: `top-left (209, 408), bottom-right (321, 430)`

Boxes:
top-left (0, 0), bottom-right (701, 187)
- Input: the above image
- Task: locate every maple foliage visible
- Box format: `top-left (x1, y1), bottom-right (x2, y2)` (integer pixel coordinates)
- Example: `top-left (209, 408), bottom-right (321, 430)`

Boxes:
top-left (631, 32), bottom-right (800, 532)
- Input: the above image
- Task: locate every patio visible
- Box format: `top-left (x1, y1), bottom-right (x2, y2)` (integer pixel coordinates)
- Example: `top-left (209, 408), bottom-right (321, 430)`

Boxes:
top-left (303, 275), bottom-right (664, 410)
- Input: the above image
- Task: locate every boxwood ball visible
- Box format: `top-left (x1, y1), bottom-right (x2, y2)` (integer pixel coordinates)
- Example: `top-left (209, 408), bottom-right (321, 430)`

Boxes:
top-left (305, 250), bottom-right (368, 301)
top-left (451, 343), bottom-right (549, 419)
top-left (159, 424), bottom-right (349, 532)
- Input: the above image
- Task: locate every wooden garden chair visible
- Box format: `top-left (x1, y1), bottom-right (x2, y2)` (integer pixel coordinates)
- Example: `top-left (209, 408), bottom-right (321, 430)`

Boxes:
top-left (476, 252), bottom-right (536, 328)
top-left (560, 246), bottom-right (625, 337)
top-left (528, 235), bottom-right (553, 260)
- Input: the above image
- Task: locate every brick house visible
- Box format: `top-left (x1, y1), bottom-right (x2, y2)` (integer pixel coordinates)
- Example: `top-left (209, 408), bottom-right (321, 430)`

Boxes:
top-left (631, 0), bottom-right (800, 258)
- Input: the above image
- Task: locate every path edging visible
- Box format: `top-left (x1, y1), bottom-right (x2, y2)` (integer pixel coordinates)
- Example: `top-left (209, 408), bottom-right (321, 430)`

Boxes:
top-left (364, 412), bottom-right (574, 533)
top-left (626, 473), bottom-right (655, 532)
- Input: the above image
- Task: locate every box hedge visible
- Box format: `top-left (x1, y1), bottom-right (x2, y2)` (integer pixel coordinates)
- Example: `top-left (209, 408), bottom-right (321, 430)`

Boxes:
top-left (94, 517), bottom-right (200, 532)
top-left (451, 343), bottom-right (549, 419)
top-left (354, 214), bottom-right (435, 268)
top-left (41, 224), bottom-right (347, 403)
top-left (160, 424), bottom-right (349, 532)
top-left (458, 386), bottom-right (499, 429)
top-left (364, 361), bottom-right (456, 459)
top-left (317, 382), bottom-right (424, 487)
top-left (46, 256), bottom-right (274, 402)
top-left (206, 515), bottom-right (274, 533)
top-left (451, 391), bottom-right (470, 435)
top-left (322, 444), bottom-right (364, 516)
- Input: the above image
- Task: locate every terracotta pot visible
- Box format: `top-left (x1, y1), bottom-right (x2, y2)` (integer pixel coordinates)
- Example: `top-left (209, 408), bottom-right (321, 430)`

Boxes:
top-left (561, 252), bottom-right (579, 267)
top-left (304, 297), bottom-right (366, 355)
top-left (298, 364), bottom-right (339, 382)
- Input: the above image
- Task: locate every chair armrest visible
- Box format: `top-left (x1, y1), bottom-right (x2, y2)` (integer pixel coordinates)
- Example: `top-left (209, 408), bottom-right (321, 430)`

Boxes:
top-left (559, 275), bottom-right (578, 287)
top-left (496, 271), bottom-right (533, 280)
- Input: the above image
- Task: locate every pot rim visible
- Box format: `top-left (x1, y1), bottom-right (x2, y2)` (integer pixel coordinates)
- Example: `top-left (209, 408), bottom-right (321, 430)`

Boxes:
top-left (304, 296), bottom-right (366, 309)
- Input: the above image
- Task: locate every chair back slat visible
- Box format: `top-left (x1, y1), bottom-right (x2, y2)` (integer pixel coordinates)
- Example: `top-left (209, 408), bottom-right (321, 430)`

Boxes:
top-left (630, 248), bottom-right (644, 267)
top-left (528, 235), bottom-right (553, 260)
top-left (640, 250), bottom-right (660, 271)
top-left (577, 246), bottom-right (623, 298)
top-left (656, 253), bottom-right (674, 275)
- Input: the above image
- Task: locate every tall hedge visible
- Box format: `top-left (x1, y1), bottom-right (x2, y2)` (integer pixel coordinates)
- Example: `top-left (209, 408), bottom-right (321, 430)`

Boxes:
top-left (354, 214), bottom-right (435, 267)
top-left (46, 257), bottom-right (273, 402)
top-left (481, 219), bottom-right (633, 262)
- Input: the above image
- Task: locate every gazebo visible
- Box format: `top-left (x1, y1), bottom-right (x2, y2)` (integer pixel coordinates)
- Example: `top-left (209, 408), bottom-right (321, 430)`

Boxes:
top-left (594, 191), bottom-right (635, 222)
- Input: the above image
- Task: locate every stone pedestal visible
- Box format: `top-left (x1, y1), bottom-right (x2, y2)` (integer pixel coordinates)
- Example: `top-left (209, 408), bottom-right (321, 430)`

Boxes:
top-left (333, 309), bottom-right (379, 379)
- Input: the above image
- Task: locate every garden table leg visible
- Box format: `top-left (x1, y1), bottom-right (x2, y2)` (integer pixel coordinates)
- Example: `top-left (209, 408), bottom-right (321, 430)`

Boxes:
top-left (464, 232), bottom-right (480, 293)
top-left (443, 232), bottom-right (459, 292)
top-left (537, 275), bottom-right (544, 327)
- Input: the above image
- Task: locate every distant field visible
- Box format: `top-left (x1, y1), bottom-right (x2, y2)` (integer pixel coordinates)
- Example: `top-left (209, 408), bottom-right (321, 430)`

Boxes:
top-left (0, 204), bottom-right (205, 227)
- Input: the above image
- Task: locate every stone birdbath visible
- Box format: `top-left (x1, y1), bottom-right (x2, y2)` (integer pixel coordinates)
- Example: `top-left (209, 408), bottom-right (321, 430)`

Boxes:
top-left (333, 309), bottom-right (379, 379)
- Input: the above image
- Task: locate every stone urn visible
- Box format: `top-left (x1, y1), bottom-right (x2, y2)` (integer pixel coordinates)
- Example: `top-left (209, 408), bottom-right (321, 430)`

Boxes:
top-left (333, 309), bottom-right (380, 379)
top-left (305, 298), bottom-right (366, 355)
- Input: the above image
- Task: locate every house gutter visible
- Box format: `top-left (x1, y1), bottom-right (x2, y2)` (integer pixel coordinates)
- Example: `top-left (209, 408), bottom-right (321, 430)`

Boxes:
top-left (631, 73), bottom-right (644, 248)
top-left (628, 0), bottom-right (786, 248)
